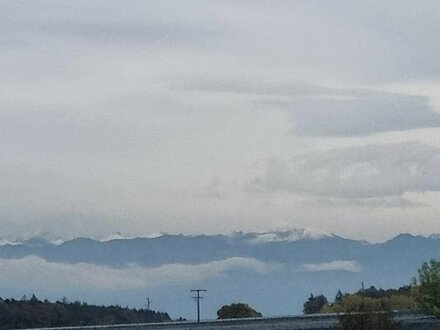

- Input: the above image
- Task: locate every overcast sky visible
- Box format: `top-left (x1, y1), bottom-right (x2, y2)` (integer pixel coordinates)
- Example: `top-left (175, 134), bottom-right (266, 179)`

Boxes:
top-left (2, 0), bottom-right (440, 242)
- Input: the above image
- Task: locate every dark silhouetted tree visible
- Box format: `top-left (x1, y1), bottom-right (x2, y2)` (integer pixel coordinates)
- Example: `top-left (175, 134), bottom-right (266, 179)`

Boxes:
top-left (0, 297), bottom-right (171, 329)
top-left (303, 294), bottom-right (328, 314)
top-left (217, 303), bottom-right (262, 319)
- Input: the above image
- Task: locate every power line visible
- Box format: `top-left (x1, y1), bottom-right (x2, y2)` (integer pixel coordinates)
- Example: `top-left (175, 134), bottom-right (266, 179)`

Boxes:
top-left (191, 289), bottom-right (207, 322)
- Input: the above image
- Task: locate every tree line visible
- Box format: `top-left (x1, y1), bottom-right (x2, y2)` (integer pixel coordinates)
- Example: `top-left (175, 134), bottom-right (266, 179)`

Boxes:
top-left (0, 295), bottom-right (170, 329)
top-left (302, 259), bottom-right (440, 329)
top-left (218, 260), bottom-right (440, 325)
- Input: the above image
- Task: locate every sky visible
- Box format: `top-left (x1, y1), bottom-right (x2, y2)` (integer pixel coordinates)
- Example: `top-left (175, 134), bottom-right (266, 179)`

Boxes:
top-left (2, 0), bottom-right (440, 242)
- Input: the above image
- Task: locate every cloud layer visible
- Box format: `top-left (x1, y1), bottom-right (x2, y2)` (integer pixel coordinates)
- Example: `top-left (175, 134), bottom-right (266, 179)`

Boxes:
top-left (252, 142), bottom-right (440, 200)
top-left (263, 90), bottom-right (440, 136)
top-left (0, 256), bottom-right (275, 293)
top-left (301, 260), bottom-right (362, 273)
top-left (1, 1), bottom-right (440, 241)
top-left (187, 79), bottom-right (440, 136)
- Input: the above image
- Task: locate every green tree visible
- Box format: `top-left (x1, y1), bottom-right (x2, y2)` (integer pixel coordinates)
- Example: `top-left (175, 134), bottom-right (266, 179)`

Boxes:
top-left (337, 294), bottom-right (396, 330)
top-left (338, 312), bottom-right (396, 330)
top-left (303, 294), bottom-right (328, 314)
top-left (417, 259), bottom-right (440, 316)
top-left (216, 303), bottom-right (262, 319)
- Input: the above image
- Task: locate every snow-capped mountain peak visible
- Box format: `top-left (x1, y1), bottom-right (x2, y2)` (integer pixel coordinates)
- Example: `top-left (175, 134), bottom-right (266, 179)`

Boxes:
top-left (235, 228), bottom-right (333, 244)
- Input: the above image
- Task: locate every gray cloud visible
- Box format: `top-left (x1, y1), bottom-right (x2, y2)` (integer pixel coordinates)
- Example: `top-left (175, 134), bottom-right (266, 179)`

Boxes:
top-left (177, 79), bottom-right (339, 97)
top-left (269, 91), bottom-right (440, 136)
top-left (2, 1), bottom-right (219, 49)
top-left (3, 0), bottom-right (440, 83)
top-left (200, 176), bottom-right (226, 199)
top-left (34, 21), bottom-right (216, 46)
top-left (307, 196), bottom-right (419, 208)
top-left (181, 79), bottom-right (440, 136)
top-left (289, 0), bottom-right (440, 82)
top-left (251, 142), bottom-right (440, 200)
top-left (1, 0), bottom-right (440, 241)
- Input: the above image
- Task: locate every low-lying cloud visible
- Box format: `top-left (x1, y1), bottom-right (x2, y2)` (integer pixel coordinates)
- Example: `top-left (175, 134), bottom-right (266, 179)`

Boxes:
top-left (0, 256), bottom-right (276, 293)
top-left (301, 260), bottom-right (362, 273)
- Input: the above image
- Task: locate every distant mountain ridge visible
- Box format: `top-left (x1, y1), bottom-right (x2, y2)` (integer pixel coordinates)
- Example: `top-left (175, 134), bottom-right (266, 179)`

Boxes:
top-left (1, 228), bottom-right (334, 247)
top-left (0, 230), bottom-right (439, 319)
top-left (0, 230), bottom-right (438, 267)
top-left (4, 229), bottom-right (439, 248)
top-left (0, 229), bottom-right (349, 267)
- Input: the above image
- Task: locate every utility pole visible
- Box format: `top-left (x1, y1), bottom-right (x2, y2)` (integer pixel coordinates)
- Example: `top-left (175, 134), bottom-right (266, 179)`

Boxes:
top-left (145, 297), bottom-right (151, 323)
top-left (146, 298), bottom-right (151, 311)
top-left (191, 289), bottom-right (207, 322)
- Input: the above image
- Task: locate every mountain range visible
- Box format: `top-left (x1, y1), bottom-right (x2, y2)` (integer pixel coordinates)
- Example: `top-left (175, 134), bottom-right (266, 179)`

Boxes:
top-left (0, 230), bottom-right (439, 320)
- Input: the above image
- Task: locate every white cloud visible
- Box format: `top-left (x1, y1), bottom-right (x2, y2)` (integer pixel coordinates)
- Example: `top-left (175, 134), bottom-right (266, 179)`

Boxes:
top-left (251, 142), bottom-right (440, 200)
top-left (301, 260), bottom-right (362, 273)
top-left (0, 256), bottom-right (276, 293)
